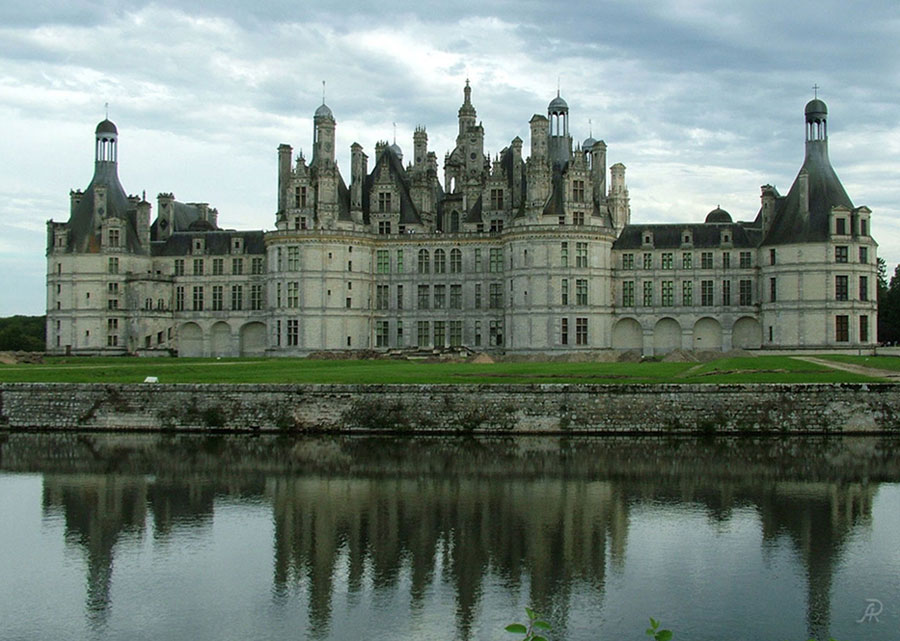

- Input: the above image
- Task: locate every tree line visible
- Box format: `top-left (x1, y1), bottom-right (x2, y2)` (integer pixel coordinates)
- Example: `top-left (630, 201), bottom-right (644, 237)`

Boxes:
top-left (0, 316), bottom-right (45, 352)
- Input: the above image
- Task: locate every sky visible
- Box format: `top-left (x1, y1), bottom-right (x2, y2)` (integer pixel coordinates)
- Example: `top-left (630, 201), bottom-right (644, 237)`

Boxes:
top-left (1, 0), bottom-right (899, 316)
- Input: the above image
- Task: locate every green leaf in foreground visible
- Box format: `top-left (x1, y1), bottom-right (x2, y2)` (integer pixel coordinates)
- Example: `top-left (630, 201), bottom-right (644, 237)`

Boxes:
top-left (505, 624), bottom-right (527, 634)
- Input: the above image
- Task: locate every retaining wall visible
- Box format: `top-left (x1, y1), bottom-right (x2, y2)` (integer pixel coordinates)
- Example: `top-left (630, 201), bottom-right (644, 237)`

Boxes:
top-left (2, 383), bottom-right (900, 433)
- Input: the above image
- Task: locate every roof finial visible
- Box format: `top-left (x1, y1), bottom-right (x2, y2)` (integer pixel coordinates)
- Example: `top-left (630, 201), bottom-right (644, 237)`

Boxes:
top-left (393, 122), bottom-right (397, 144)
top-left (322, 80), bottom-right (326, 105)
top-left (812, 83), bottom-right (819, 99)
top-left (105, 102), bottom-right (109, 119)
top-left (557, 75), bottom-right (560, 97)
top-left (589, 118), bottom-right (593, 137)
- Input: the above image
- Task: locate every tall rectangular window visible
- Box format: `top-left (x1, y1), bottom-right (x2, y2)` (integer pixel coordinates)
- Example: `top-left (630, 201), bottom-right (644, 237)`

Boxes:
top-left (835, 246), bottom-right (848, 263)
top-left (376, 285), bottom-right (389, 310)
top-left (561, 318), bottom-right (569, 345)
top-left (417, 321), bottom-right (429, 347)
top-left (287, 246), bottom-right (300, 271)
top-left (376, 321), bottom-right (389, 347)
top-left (434, 284), bottom-right (446, 309)
top-left (232, 258), bottom-right (243, 275)
top-left (835, 275), bottom-right (848, 301)
top-left (561, 279), bottom-right (569, 305)
top-left (474, 248), bottom-right (482, 271)
top-left (835, 315), bottom-right (849, 342)
top-left (576, 242), bottom-right (588, 268)
top-left (643, 253), bottom-right (653, 269)
top-left (474, 321), bottom-right (482, 347)
top-left (108, 228), bottom-right (119, 247)
top-left (770, 277), bottom-right (777, 302)
top-left (489, 282), bottom-right (503, 308)
top-left (287, 281), bottom-right (299, 308)
top-left (490, 188), bottom-right (504, 210)
top-left (576, 279), bottom-right (588, 305)
top-left (108, 257), bottom-right (119, 274)
top-left (174, 259), bottom-right (184, 276)
top-left (212, 285), bottom-right (223, 311)
top-left (560, 243), bottom-right (568, 267)
top-left (701, 280), bottom-right (714, 306)
top-left (860, 315), bottom-right (869, 342)
top-left (572, 180), bottom-right (585, 202)
top-left (231, 285), bottom-right (243, 310)
top-left (434, 249), bottom-right (446, 274)
top-left (378, 192), bottom-right (392, 212)
top-left (682, 253), bottom-right (692, 269)
top-left (396, 249), bottom-right (403, 273)
top-left (859, 247), bottom-right (868, 263)
top-left (836, 218), bottom-right (846, 235)
top-left (287, 320), bottom-right (299, 346)
top-left (701, 252), bottom-right (713, 269)
top-left (193, 258), bottom-right (204, 275)
top-left (682, 281), bottom-right (693, 306)
top-left (661, 280), bottom-right (673, 306)
top-left (450, 284), bottom-right (462, 309)
top-left (661, 253), bottom-right (673, 269)
top-left (378, 221), bottom-right (391, 235)
top-left (739, 280), bottom-right (752, 305)
top-left (622, 281), bottom-right (635, 306)
top-left (722, 252), bottom-right (731, 269)
top-left (575, 318), bottom-right (588, 345)
top-left (433, 321), bottom-right (446, 348)
top-left (396, 284), bottom-right (403, 309)
top-left (474, 283), bottom-right (482, 309)
top-left (449, 320), bottom-right (463, 347)
top-left (489, 248), bottom-right (503, 272)
top-left (213, 258), bottom-right (224, 275)
top-left (417, 284), bottom-right (429, 309)
top-left (377, 249), bottom-right (390, 273)
top-left (769, 249), bottom-right (776, 265)
top-left (176, 286), bottom-right (185, 311)
top-left (622, 253), bottom-right (634, 269)
top-left (250, 284), bottom-right (263, 310)
top-left (739, 251), bottom-right (752, 268)
top-left (722, 280), bottom-right (731, 306)
top-left (489, 320), bottom-right (503, 346)
top-left (860, 276), bottom-right (869, 301)
top-left (643, 281), bottom-right (653, 306)
top-left (192, 286), bottom-right (204, 311)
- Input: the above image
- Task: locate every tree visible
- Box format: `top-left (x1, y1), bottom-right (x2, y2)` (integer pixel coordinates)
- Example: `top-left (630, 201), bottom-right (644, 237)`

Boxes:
top-left (878, 260), bottom-right (900, 344)
top-left (0, 315), bottom-right (46, 351)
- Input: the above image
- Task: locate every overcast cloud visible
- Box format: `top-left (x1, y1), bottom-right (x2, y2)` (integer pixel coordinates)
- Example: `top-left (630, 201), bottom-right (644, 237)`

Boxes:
top-left (1, 0), bottom-right (898, 315)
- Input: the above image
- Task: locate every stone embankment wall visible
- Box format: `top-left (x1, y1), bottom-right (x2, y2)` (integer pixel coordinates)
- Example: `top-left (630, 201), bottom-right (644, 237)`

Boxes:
top-left (2, 383), bottom-right (900, 433)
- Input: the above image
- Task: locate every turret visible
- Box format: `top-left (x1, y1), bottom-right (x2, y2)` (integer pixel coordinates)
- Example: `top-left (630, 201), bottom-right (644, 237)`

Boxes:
top-left (608, 162), bottom-right (630, 234)
top-left (458, 79), bottom-right (477, 138)
top-left (156, 193), bottom-right (175, 241)
top-left (590, 140), bottom-right (607, 206)
top-left (529, 114), bottom-right (548, 160)
top-left (136, 196), bottom-right (151, 250)
top-left (350, 142), bottom-right (367, 221)
top-left (760, 184), bottom-right (778, 234)
top-left (548, 92), bottom-right (572, 167)
top-left (413, 126), bottom-right (428, 170)
top-left (312, 102), bottom-right (336, 165)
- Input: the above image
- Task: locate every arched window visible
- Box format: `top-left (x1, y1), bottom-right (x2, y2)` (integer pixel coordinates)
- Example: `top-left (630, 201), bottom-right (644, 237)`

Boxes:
top-left (450, 248), bottom-right (462, 273)
top-left (418, 249), bottom-right (430, 274)
top-left (434, 249), bottom-right (446, 274)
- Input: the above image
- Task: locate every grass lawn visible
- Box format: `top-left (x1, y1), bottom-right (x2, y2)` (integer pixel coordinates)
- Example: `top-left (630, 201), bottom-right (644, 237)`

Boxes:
top-left (0, 354), bottom-right (885, 384)
top-left (816, 353), bottom-right (900, 372)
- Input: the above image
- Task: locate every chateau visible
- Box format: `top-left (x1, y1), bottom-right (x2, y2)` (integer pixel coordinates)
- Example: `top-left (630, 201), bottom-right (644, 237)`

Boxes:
top-left (46, 85), bottom-right (878, 356)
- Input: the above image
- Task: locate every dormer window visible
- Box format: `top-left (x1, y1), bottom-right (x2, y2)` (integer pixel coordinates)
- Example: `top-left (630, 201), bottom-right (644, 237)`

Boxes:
top-left (108, 229), bottom-right (120, 248)
top-left (860, 218), bottom-right (868, 236)
top-left (836, 218), bottom-right (847, 235)
top-left (378, 192), bottom-right (392, 212)
top-left (682, 231), bottom-right (693, 246)
top-left (642, 231), bottom-right (654, 248)
top-left (233, 238), bottom-right (243, 252)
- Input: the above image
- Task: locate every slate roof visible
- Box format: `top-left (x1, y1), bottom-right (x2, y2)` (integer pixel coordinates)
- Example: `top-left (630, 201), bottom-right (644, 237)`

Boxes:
top-left (762, 140), bottom-right (854, 245)
top-left (66, 161), bottom-right (142, 254)
top-left (363, 147), bottom-right (422, 225)
top-left (151, 230), bottom-right (266, 257)
top-left (613, 220), bottom-right (761, 250)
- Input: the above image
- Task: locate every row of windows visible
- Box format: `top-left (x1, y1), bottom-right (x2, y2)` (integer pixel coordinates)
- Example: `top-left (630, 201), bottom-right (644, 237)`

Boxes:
top-left (622, 251), bottom-right (753, 271)
top-left (621, 279), bottom-right (754, 307)
top-left (174, 285), bottom-right (264, 312)
top-left (276, 319), bottom-right (506, 348)
top-left (174, 257), bottom-right (265, 276)
top-left (835, 315), bottom-right (870, 342)
top-left (835, 245), bottom-right (869, 264)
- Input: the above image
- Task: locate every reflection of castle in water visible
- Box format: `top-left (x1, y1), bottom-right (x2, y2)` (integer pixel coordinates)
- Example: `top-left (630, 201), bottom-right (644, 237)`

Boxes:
top-left (38, 471), bottom-right (875, 640)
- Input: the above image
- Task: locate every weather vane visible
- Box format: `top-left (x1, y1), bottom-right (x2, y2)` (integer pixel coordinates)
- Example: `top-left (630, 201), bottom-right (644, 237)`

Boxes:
top-left (105, 102), bottom-right (109, 119)
top-left (322, 80), bottom-right (326, 104)
top-left (813, 84), bottom-right (819, 99)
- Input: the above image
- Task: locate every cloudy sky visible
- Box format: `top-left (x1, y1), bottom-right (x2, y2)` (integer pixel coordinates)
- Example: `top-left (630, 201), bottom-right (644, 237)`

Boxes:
top-left (1, 0), bottom-right (898, 315)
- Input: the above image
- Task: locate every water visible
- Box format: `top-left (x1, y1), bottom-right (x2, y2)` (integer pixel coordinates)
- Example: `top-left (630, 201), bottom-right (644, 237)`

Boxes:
top-left (1, 433), bottom-right (899, 641)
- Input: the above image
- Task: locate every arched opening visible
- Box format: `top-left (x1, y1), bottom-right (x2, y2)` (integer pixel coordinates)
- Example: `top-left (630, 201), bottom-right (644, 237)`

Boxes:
top-left (178, 322), bottom-right (203, 357)
top-left (240, 322), bottom-right (267, 356)
top-left (211, 322), bottom-right (232, 357)
top-left (693, 317), bottom-right (722, 351)
top-left (653, 317), bottom-right (681, 354)
top-left (612, 318), bottom-right (643, 350)
top-left (732, 316), bottom-right (762, 349)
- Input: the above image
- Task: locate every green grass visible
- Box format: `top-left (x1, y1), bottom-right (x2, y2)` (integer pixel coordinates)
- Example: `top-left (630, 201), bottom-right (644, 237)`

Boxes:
top-left (0, 355), bottom-right (886, 384)
top-left (816, 353), bottom-right (900, 372)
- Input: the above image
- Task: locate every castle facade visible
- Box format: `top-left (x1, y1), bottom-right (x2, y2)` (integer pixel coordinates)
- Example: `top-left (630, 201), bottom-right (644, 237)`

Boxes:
top-left (45, 85), bottom-right (878, 356)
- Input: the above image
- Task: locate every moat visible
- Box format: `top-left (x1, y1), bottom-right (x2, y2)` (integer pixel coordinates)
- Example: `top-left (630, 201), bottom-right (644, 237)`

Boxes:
top-left (1, 433), bottom-right (898, 640)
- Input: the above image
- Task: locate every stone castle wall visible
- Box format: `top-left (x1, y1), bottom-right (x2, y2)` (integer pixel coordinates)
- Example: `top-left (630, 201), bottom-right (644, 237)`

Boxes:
top-left (2, 383), bottom-right (899, 433)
